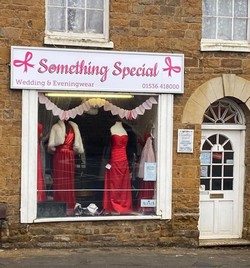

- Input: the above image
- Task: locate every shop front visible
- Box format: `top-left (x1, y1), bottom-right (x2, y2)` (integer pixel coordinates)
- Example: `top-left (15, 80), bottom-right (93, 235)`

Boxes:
top-left (11, 47), bottom-right (184, 225)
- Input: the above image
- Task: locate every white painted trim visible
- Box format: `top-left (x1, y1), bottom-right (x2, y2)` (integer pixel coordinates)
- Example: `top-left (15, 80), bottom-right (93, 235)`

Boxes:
top-left (237, 130), bottom-right (245, 238)
top-left (35, 215), bottom-right (162, 223)
top-left (157, 94), bottom-right (173, 219)
top-left (21, 90), bottom-right (38, 223)
top-left (44, 36), bottom-right (114, 48)
top-left (202, 125), bottom-right (246, 130)
top-left (199, 234), bottom-right (241, 239)
top-left (201, 39), bottom-right (250, 52)
top-left (21, 91), bottom-right (173, 222)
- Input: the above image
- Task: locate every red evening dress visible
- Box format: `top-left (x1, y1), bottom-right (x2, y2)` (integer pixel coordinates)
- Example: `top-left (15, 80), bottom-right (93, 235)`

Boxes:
top-left (103, 134), bottom-right (132, 214)
top-left (53, 126), bottom-right (76, 215)
top-left (37, 123), bottom-right (46, 202)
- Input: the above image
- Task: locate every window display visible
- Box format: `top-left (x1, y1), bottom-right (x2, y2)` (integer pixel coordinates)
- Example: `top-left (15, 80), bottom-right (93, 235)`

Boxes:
top-left (37, 92), bottom-right (158, 218)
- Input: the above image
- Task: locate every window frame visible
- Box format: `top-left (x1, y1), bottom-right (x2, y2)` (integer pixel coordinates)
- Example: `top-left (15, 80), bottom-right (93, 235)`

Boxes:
top-left (44, 0), bottom-right (114, 48)
top-left (201, 0), bottom-right (250, 52)
top-left (21, 90), bottom-right (173, 223)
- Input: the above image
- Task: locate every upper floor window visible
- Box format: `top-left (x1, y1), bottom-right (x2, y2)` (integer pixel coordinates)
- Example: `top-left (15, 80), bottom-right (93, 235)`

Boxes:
top-left (201, 0), bottom-right (250, 52)
top-left (44, 0), bottom-right (113, 48)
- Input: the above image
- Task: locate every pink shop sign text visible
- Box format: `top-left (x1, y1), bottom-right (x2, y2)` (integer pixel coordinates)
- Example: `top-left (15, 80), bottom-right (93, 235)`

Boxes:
top-left (11, 46), bottom-right (184, 94)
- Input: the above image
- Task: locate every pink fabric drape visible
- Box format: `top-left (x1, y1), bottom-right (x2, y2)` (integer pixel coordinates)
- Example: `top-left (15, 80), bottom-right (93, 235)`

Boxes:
top-left (137, 137), bottom-right (156, 213)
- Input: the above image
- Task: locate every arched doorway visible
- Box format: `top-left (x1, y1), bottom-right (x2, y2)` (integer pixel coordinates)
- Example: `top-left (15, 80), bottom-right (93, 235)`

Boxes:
top-left (199, 99), bottom-right (245, 239)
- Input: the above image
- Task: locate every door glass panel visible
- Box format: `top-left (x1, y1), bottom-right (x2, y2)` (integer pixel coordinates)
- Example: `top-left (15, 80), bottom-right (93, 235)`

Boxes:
top-left (224, 165), bottom-right (233, 177)
top-left (219, 135), bottom-right (227, 145)
top-left (212, 165), bottom-right (222, 176)
top-left (200, 152), bottom-right (211, 165)
top-left (212, 152), bottom-right (222, 163)
top-left (223, 140), bottom-right (232, 150)
top-left (202, 141), bottom-right (212, 150)
top-left (208, 135), bottom-right (216, 144)
top-left (224, 152), bottom-right (234, 163)
top-left (200, 133), bottom-right (234, 191)
top-left (212, 179), bottom-right (222, 190)
top-left (201, 179), bottom-right (210, 190)
top-left (223, 179), bottom-right (233, 190)
top-left (201, 165), bottom-right (210, 177)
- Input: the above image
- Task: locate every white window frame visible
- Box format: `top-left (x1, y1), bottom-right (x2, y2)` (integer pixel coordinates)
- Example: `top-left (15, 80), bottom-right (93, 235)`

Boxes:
top-left (201, 0), bottom-right (250, 52)
top-left (21, 90), bottom-right (173, 223)
top-left (44, 0), bottom-right (114, 48)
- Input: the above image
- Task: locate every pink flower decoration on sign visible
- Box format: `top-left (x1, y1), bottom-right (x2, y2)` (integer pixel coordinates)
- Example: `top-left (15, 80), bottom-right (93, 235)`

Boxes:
top-left (13, 51), bottom-right (35, 72)
top-left (162, 56), bottom-right (181, 77)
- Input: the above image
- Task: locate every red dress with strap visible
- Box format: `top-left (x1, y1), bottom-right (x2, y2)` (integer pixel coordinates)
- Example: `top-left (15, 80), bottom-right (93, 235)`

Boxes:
top-left (53, 126), bottom-right (76, 214)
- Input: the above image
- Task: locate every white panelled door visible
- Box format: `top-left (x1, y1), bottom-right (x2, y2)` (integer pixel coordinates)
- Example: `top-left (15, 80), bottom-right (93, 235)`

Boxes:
top-left (199, 129), bottom-right (244, 239)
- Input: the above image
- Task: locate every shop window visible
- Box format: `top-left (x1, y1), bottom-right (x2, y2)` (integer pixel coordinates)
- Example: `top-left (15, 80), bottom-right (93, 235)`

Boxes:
top-left (21, 91), bottom-right (173, 222)
top-left (201, 0), bottom-right (250, 52)
top-left (44, 0), bottom-right (113, 48)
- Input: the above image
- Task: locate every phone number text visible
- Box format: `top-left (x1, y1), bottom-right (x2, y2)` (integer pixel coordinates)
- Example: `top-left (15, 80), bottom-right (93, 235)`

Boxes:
top-left (142, 83), bottom-right (180, 90)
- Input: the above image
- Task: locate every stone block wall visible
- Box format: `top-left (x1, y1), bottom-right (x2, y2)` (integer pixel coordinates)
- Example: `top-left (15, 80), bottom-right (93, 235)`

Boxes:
top-left (0, 0), bottom-right (250, 247)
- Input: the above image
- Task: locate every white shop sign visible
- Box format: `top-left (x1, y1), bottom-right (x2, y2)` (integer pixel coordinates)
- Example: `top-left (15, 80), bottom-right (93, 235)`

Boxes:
top-left (10, 46), bottom-right (184, 94)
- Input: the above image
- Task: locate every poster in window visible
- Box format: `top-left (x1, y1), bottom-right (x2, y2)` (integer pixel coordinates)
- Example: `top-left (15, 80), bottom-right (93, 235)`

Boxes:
top-left (144, 162), bottom-right (157, 181)
top-left (177, 129), bottom-right (194, 153)
top-left (200, 166), bottom-right (208, 177)
top-left (200, 152), bottom-right (211, 165)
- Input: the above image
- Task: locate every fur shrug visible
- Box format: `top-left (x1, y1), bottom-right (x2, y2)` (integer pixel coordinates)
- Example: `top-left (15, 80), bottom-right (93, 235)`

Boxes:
top-left (48, 120), bottom-right (84, 154)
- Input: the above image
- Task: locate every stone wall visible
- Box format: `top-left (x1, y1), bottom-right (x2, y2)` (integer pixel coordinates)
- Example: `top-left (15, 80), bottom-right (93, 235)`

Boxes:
top-left (0, 0), bottom-right (249, 248)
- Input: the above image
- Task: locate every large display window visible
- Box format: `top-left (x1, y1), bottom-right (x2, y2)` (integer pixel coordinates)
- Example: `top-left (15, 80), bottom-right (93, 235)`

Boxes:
top-left (11, 46), bottom-right (182, 223)
top-left (21, 91), bottom-right (173, 223)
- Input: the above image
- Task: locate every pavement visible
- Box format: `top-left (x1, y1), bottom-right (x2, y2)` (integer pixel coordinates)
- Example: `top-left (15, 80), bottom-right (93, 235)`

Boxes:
top-left (0, 246), bottom-right (250, 267)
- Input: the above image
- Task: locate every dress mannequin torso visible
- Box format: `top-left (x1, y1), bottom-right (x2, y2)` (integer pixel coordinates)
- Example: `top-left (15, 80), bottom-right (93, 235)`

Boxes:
top-left (110, 121), bottom-right (127, 136)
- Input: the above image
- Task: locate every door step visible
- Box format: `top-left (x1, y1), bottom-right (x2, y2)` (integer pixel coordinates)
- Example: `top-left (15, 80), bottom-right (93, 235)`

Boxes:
top-left (199, 239), bottom-right (250, 247)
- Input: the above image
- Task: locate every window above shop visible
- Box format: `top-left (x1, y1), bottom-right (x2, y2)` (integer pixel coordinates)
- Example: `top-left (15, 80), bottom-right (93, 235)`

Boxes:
top-left (44, 0), bottom-right (114, 48)
top-left (201, 0), bottom-right (250, 52)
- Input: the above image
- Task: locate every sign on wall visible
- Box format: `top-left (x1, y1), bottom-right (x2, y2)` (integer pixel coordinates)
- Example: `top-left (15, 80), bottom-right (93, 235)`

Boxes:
top-left (10, 46), bottom-right (184, 94)
top-left (177, 129), bottom-right (194, 153)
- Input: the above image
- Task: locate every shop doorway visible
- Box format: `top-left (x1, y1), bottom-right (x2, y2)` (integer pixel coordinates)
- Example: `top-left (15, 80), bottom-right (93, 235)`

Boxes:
top-left (199, 99), bottom-right (245, 239)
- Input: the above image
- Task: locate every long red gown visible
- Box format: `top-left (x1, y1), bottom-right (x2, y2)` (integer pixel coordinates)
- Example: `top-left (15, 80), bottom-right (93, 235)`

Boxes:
top-left (103, 134), bottom-right (132, 214)
top-left (37, 124), bottom-right (46, 202)
top-left (53, 126), bottom-right (76, 215)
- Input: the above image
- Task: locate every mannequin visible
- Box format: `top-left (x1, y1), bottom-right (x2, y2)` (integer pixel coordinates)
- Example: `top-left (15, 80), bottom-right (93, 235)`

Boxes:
top-left (103, 120), bottom-right (132, 214)
top-left (48, 120), bottom-right (84, 216)
top-left (110, 121), bottom-right (127, 136)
